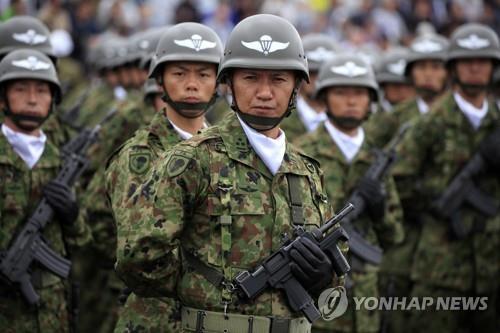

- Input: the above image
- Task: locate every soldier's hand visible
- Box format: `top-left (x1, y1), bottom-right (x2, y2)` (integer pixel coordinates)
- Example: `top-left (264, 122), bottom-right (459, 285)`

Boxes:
top-left (479, 127), bottom-right (500, 172)
top-left (43, 180), bottom-right (79, 224)
top-left (357, 177), bottom-right (386, 221)
top-left (290, 237), bottom-right (333, 294)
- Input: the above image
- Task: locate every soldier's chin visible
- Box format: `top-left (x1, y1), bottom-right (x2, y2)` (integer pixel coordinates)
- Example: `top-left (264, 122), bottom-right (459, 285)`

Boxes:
top-left (459, 82), bottom-right (489, 97)
top-left (17, 120), bottom-right (41, 132)
top-left (416, 86), bottom-right (440, 100)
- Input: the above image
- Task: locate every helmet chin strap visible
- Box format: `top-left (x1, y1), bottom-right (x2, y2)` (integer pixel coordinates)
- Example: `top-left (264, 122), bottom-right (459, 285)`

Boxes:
top-left (228, 77), bottom-right (300, 132)
top-left (161, 91), bottom-right (217, 118)
top-left (2, 98), bottom-right (53, 131)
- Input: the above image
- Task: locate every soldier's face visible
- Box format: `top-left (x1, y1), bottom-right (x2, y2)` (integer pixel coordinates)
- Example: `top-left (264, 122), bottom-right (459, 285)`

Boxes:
top-left (162, 62), bottom-right (217, 105)
top-left (326, 86), bottom-right (370, 119)
top-left (382, 83), bottom-right (415, 105)
top-left (231, 69), bottom-right (296, 118)
top-left (455, 58), bottom-right (493, 86)
top-left (2, 79), bottom-right (52, 131)
top-left (411, 60), bottom-right (448, 93)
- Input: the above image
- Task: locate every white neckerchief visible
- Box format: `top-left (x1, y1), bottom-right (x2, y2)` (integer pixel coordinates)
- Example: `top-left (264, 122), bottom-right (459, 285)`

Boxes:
top-left (170, 120), bottom-right (208, 140)
top-left (324, 120), bottom-right (364, 164)
top-left (114, 86), bottom-right (127, 101)
top-left (416, 97), bottom-right (430, 115)
top-left (453, 92), bottom-right (488, 130)
top-left (237, 115), bottom-right (286, 175)
top-left (1, 124), bottom-right (47, 169)
top-left (296, 96), bottom-right (327, 132)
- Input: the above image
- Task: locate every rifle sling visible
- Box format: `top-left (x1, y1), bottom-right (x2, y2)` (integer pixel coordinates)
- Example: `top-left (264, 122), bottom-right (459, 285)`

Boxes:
top-left (287, 174), bottom-right (304, 226)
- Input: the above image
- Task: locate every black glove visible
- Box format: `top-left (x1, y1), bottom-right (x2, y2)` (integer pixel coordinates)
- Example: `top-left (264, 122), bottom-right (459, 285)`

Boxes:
top-left (289, 237), bottom-right (333, 294)
top-left (356, 177), bottom-right (386, 221)
top-left (479, 127), bottom-right (500, 171)
top-left (43, 180), bottom-right (79, 224)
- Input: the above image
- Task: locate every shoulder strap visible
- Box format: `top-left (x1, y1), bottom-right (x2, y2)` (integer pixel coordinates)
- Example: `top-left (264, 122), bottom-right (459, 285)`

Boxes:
top-left (287, 174), bottom-right (304, 226)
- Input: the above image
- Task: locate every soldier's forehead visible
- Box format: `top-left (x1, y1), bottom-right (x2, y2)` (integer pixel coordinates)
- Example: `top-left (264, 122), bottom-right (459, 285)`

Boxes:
top-left (233, 68), bottom-right (296, 76)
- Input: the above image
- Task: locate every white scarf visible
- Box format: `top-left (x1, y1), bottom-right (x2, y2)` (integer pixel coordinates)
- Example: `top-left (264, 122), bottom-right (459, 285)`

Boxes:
top-left (1, 124), bottom-right (46, 169)
top-left (416, 97), bottom-right (430, 115)
top-left (170, 120), bottom-right (208, 140)
top-left (453, 92), bottom-right (488, 130)
top-left (324, 120), bottom-right (364, 163)
top-left (296, 96), bottom-right (327, 132)
top-left (238, 115), bottom-right (286, 175)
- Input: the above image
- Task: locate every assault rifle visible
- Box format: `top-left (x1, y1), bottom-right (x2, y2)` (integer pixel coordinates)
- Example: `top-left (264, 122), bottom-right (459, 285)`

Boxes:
top-left (234, 203), bottom-right (353, 323)
top-left (0, 108), bottom-right (117, 305)
top-left (341, 123), bottom-right (410, 267)
top-left (433, 146), bottom-right (499, 239)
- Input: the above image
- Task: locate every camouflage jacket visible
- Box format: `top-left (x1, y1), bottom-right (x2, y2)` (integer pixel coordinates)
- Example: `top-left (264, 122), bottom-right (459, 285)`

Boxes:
top-left (365, 98), bottom-right (422, 148)
top-left (280, 109), bottom-right (308, 141)
top-left (393, 91), bottom-right (500, 293)
top-left (115, 112), bottom-right (342, 318)
top-left (0, 132), bottom-right (90, 332)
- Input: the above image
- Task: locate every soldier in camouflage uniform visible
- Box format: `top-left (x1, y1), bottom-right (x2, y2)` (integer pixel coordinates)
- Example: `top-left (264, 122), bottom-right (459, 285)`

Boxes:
top-left (281, 33), bottom-right (337, 140)
top-left (0, 15), bottom-right (75, 147)
top-left (106, 22), bottom-right (223, 333)
top-left (297, 54), bottom-right (404, 333)
top-left (365, 33), bottom-right (451, 333)
top-left (366, 34), bottom-right (449, 148)
top-left (374, 48), bottom-right (415, 114)
top-left (0, 48), bottom-right (90, 332)
top-left (116, 14), bottom-right (347, 333)
top-left (394, 23), bottom-right (500, 332)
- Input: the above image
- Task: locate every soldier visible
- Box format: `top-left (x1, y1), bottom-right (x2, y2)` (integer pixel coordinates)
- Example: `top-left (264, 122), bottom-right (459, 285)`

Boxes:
top-left (0, 48), bottom-right (90, 332)
top-left (394, 23), bottom-right (500, 332)
top-left (281, 33), bottom-right (337, 139)
top-left (116, 14), bottom-right (346, 333)
top-left (366, 34), bottom-right (449, 147)
top-left (296, 54), bottom-right (403, 333)
top-left (0, 15), bottom-right (74, 147)
top-left (375, 48), bottom-right (415, 113)
top-left (106, 22), bottom-right (223, 333)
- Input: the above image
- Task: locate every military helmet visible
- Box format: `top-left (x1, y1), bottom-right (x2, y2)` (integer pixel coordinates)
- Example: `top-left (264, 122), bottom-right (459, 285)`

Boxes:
top-left (217, 14), bottom-right (309, 83)
top-left (138, 27), bottom-right (166, 69)
top-left (302, 33), bottom-right (338, 72)
top-left (375, 48), bottom-right (412, 85)
top-left (405, 34), bottom-right (449, 75)
top-left (149, 22), bottom-right (223, 79)
top-left (143, 78), bottom-right (162, 104)
top-left (316, 54), bottom-right (378, 100)
top-left (0, 16), bottom-right (55, 61)
top-left (447, 23), bottom-right (500, 63)
top-left (0, 48), bottom-right (61, 103)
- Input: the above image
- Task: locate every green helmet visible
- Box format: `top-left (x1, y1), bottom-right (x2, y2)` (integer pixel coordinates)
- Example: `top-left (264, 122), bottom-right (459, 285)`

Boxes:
top-left (302, 33), bottom-right (338, 72)
top-left (0, 16), bottom-right (55, 62)
top-left (316, 54), bottom-right (379, 101)
top-left (447, 23), bottom-right (500, 63)
top-left (0, 48), bottom-right (61, 103)
top-left (149, 22), bottom-right (223, 80)
top-left (375, 48), bottom-right (412, 85)
top-left (405, 34), bottom-right (449, 75)
top-left (138, 27), bottom-right (167, 70)
top-left (217, 14), bottom-right (309, 83)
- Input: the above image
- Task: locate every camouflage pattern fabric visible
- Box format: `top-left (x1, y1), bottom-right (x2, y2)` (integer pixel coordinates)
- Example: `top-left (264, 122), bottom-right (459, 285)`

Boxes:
top-left (280, 109), bottom-right (308, 141)
top-left (393, 92), bottom-right (500, 331)
top-left (296, 124), bottom-right (404, 333)
top-left (106, 111), bottom-right (184, 333)
top-left (115, 112), bottom-right (345, 321)
top-left (0, 133), bottom-right (91, 332)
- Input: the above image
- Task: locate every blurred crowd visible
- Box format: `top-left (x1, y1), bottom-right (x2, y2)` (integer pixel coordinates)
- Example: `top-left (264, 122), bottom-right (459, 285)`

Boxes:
top-left (2, 0), bottom-right (500, 66)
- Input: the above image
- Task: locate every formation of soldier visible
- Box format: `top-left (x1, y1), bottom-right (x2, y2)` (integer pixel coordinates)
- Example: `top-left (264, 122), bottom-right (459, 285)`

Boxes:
top-left (0, 11), bottom-right (499, 333)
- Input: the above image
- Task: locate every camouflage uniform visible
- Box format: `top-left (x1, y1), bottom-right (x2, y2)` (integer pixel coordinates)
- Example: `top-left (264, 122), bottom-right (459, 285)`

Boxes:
top-left (106, 111), bottom-right (184, 333)
top-left (394, 91), bottom-right (500, 332)
top-left (298, 123), bottom-right (403, 333)
top-left (0, 133), bottom-right (91, 332)
top-left (115, 111), bottom-right (343, 329)
top-left (280, 110), bottom-right (308, 141)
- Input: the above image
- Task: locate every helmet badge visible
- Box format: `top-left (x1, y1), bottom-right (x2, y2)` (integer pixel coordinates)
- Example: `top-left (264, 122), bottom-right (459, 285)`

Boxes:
top-left (457, 34), bottom-right (490, 50)
top-left (387, 59), bottom-right (406, 75)
top-left (174, 34), bottom-right (217, 52)
top-left (12, 56), bottom-right (51, 71)
top-left (331, 61), bottom-right (367, 77)
top-left (12, 29), bottom-right (48, 45)
top-left (241, 35), bottom-right (289, 55)
top-left (412, 39), bottom-right (443, 53)
top-left (306, 46), bottom-right (335, 62)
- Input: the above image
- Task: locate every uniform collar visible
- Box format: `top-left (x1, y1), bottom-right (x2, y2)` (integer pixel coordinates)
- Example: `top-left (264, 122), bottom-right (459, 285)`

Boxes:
top-left (218, 112), bottom-right (309, 179)
top-left (146, 111), bottom-right (184, 148)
